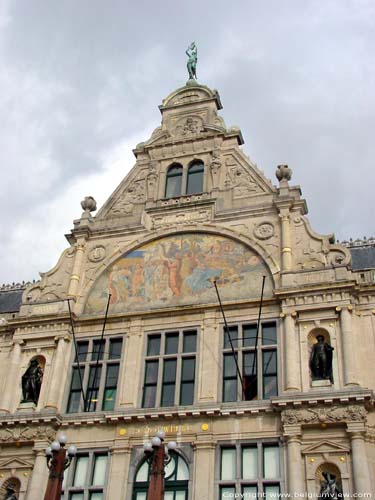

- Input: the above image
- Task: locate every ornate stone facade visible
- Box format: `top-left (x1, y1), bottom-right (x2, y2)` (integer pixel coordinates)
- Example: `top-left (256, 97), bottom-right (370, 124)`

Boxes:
top-left (0, 80), bottom-right (374, 499)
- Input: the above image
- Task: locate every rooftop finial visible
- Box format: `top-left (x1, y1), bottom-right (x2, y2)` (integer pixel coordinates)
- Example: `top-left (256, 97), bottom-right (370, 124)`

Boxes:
top-left (186, 42), bottom-right (198, 81)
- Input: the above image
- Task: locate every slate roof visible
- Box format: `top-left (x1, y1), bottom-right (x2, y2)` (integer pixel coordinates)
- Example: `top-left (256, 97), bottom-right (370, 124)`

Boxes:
top-left (349, 246), bottom-right (375, 271)
top-left (0, 289), bottom-right (23, 314)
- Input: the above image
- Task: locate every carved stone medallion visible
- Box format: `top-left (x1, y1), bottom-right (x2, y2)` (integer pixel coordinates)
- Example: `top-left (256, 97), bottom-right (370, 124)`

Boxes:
top-left (254, 222), bottom-right (275, 240)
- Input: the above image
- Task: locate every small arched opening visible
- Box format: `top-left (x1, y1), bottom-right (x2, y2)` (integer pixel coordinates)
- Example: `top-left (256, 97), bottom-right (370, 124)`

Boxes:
top-left (165, 164), bottom-right (183, 198)
top-left (186, 160), bottom-right (204, 195)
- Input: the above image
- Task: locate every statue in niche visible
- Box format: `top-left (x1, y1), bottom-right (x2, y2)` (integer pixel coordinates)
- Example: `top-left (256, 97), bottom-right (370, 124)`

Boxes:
top-left (186, 42), bottom-right (197, 79)
top-left (5, 487), bottom-right (18, 500)
top-left (21, 359), bottom-right (43, 404)
top-left (310, 335), bottom-right (334, 383)
top-left (209, 149), bottom-right (221, 189)
top-left (319, 472), bottom-right (343, 499)
top-left (147, 162), bottom-right (158, 200)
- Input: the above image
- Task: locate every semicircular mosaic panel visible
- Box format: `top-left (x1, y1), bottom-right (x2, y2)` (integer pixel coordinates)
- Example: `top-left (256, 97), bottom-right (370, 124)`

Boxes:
top-left (85, 233), bottom-right (273, 314)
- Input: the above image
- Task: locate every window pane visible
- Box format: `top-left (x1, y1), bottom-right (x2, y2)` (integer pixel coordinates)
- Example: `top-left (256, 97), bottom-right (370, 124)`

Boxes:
top-left (263, 351), bottom-right (277, 374)
top-left (265, 485), bottom-right (280, 500)
top-left (73, 456), bottom-right (89, 486)
top-left (109, 338), bottom-right (123, 359)
top-left (147, 335), bottom-right (161, 356)
top-left (165, 165), bottom-right (183, 198)
top-left (186, 161), bottom-right (204, 195)
top-left (262, 322), bottom-right (277, 345)
top-left (105, 364), bottom-right (119, 386)
top-left (243, 352), bottom-right (257, 401)
top-left (180, 381), bottom-right (194, 405)
top-left (224, 326), bottom-right (239, 348)
top-left (76, 342), bottom-right (88, 362)
top-left (89, 493), bottom-right (103, 500)
top-left (92, 339), bottom-right (105, 361)
top-left (181, 357), bottom-right (195, 380)
top-left (223, 379), bottom-right (237, 402)
top-left (70, 494), bottom-right (84, 500)
top-left (143, 385), bottom-right (157, 408)
top-left (221, 487), bottom-right (236, 498)
top-left (135, 494), bottom-right (147, 500)
top-left (224, 354), bottom-right (237, 377)
top-left (263, 375), bottom-right (278, 399)
top-left (164, 493), bottom-right (174, 500)
top-left (242, 486), bottom-right (258, 500)
top-left (263, 446), bottom-right (280, 479)
top-left (67, 391), bottom-right (81, 413)
top-left (165, 455), bottom-right (177, 480)
top-left (102, 388), bottom-right (116, 410)
top-left (71, 367), bottom-right (85, 390)
top-left (242, 447), bottom-right (258, 479)
top-left (176, 457), bottom-right (189, 480)
top-left (163, 359), bottom-right (177, 382)
top-left (243, 324), bottom-right (257, 347)
top-left (92, 455), bottom-right (107, 485)
top-left (87, 366), bottom-right (102, 411)
top-left (145, 360), bottom-right (159, 384)
top-left (183, 331), bottom-right (197, 352)
top-left (161, 383), bottom-right (175, 406)
top-left (175, 492), bottom-right (187, 500)
top-left (221, 448), bottom-right (236, 480)
top-left (165, 333), bottom-right (179, 354)
top-left (135, 461), bottom-right (149, 482)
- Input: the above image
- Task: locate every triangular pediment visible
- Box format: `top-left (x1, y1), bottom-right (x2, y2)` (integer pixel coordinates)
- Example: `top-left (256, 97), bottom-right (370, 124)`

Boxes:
top-left (0, 457), bottom-right (33, 469)
top-left (302, 440), bottom-right (349, 455)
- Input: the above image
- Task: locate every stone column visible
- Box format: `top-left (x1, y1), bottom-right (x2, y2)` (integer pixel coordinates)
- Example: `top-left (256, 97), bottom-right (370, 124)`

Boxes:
top-left (119, 319), bottom-right (143, 408)
top-left (44, 335), bottom-right (70, 410)
top-left (106, 443), bottom-right (131, 499)
top-left (347, 428), bottom-right (372, 495)
top-left (283, 313), bottom-right (301, 391)
top-left (284, 426), bottom-right (305, 497)
top-left (26, 443), bottom-right (49, 500)
top-left (193, 437), bottom-right (215, 500)
top-left (279, 210), bottom-right (293, 271)
top-left (0, 340), bottom-right (23, 412)
top-left (68, 237), bottom-right (87, 298)
top-left (339, 307), bottom-right (359, 386)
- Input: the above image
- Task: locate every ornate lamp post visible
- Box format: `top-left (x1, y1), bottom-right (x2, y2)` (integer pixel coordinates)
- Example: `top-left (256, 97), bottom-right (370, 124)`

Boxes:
top-left (44, 433), bottom-right (77, 500)
top-left (143, 431), bottom-right (177, 500)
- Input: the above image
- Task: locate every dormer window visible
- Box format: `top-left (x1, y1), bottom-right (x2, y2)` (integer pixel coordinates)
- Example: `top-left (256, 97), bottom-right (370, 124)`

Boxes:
top-left (186, 160), bottom-right (204, 195)
top-left (165, 160), bottom-right (205, 198)
top-left (165, 163), bottom-right (183, 198)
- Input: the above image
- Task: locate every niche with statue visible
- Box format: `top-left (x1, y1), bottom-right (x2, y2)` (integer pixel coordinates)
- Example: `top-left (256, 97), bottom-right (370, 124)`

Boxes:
top-left (308, 329), bottom-right (334, 387)
top-left (20, 356), bottom-right (45, 407)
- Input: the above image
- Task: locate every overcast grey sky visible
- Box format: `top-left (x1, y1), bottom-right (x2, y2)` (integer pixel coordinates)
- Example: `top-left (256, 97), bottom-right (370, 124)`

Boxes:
top-left (0, 0), bottom-right (374, 284)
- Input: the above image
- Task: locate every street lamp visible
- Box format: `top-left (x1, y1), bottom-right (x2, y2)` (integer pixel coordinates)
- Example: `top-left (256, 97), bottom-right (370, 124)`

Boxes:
top-left (44, 433), bottom-right (77, 500)
top-left (143, 431), bottom-right (177, 500)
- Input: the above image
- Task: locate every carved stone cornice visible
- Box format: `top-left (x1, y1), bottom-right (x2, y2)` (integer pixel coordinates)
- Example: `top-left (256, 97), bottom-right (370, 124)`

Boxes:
top-left (281, 405), bottom-right (367, 429)
top-left (0, 424), bottom-right (58, 444)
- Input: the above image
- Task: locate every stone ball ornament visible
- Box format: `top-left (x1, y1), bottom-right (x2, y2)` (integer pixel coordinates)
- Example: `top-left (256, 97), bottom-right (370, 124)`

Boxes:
top-left (81, 196), bottom-right (97, 213)
top-left (276, 164), bottom-right (292, 182)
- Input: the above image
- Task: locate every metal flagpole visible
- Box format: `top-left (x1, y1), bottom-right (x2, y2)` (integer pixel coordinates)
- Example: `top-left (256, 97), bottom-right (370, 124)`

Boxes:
top-left (249, 276), bottom-right (266, 396)
top-left (214, 280), bottom-right (245, 400)
top-left (86, 294), bottom-right (111, 411)
top-left (67, 299), bottom-right (87, 411)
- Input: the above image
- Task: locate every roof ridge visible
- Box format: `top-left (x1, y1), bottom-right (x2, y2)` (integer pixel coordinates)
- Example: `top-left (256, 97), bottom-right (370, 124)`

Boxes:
top-left (0, 280), bottom-right (37, 292)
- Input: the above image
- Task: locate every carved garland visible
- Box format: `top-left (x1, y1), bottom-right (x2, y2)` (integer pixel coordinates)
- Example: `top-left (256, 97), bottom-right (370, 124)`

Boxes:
top-left (281, 405), bottom-right (367, 427)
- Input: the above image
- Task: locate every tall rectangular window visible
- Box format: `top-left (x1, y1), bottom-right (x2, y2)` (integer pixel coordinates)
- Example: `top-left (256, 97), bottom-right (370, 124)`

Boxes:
top-left (62, 451), bottom-right (108, 499)
top-left (67, 337), bottom-right (123, 413)
top-left (142, 329), bottom-right (197, 408)
top-left (219, 443), bottom-right (281, 498)
top-left (222, 321), bottom-right (278, 402)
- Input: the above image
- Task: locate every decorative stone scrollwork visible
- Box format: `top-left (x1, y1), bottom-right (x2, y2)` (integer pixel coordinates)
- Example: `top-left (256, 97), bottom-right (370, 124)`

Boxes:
top-left (0, 426), bottom-right (56, 443)
top-left (254, 222), bottom-right (275, 240)
top-left (281, 405), bottom-right (367, 428)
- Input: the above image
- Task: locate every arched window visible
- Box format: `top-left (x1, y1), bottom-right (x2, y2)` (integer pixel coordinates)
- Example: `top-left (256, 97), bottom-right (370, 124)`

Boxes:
top-left (133, 452), bottom-right (189, 499)
top-left (186, 160), bottom-right (204, 195)
top-left (165, 164), bottom-right (183, 198)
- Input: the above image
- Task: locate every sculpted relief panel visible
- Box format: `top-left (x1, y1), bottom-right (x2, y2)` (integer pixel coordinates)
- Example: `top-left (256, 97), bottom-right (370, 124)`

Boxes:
top-left (85, 233), bottom-right (273, 314)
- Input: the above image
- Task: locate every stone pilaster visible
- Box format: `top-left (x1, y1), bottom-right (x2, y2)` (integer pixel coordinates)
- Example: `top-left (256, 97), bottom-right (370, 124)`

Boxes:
top-left (119, 319), bottom-right (143, 408)
top-left (283, 313), bottom-right (301, 391)
top-left (106, 443), bottom-right (131, 499)
top-left (338, 307), bottom-right (359, 386)
top-left (347, 424), bottom-right (372, 495)
top-left (44, 335), bottom-right (70, 410)
top-left (193, 437), bottom-right (216, 500)
top-left (26, 442), bottom-right (49, 500)
top-left (0, 340), bottom-right (23, 413)
top-left (197, 310), bottom-right (219, 402)
top-left (278, 208), bottom-right (293, 271)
